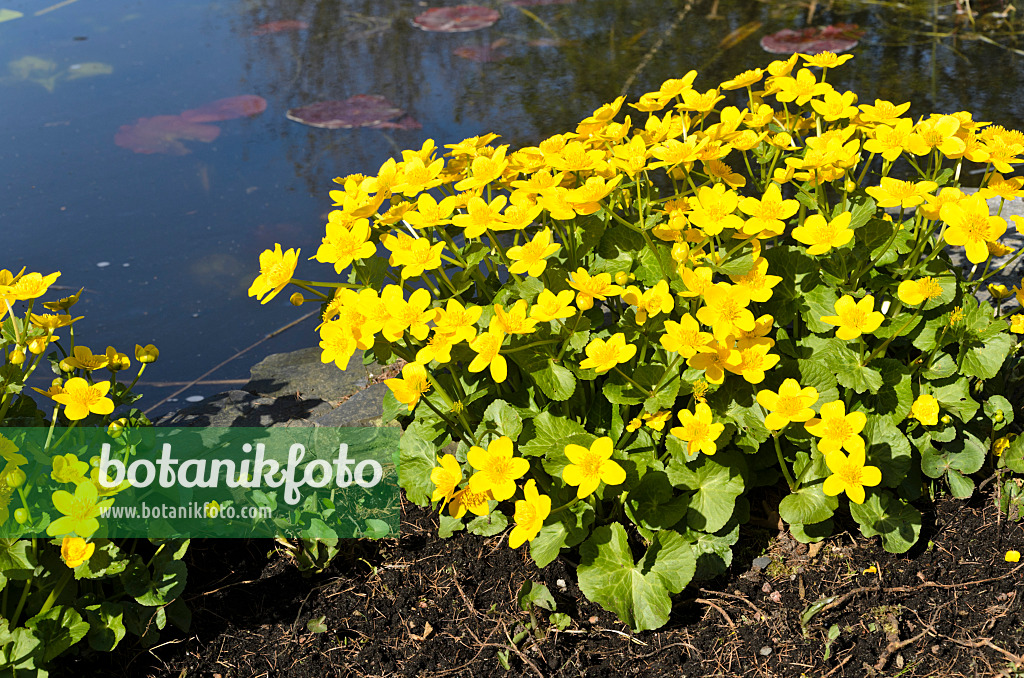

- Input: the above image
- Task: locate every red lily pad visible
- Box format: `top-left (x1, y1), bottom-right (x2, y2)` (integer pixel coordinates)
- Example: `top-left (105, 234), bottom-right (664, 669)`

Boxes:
top-left (286, 95), bottom-right (411, 129)
top-left (760, 24), bottom-right (864, 54)
top-left (180, 95), bottom-right (268, 123)
top-left (454, 38), bottom-right (510, 62)
top-left (412, 6), bottom-right (500, 33)
top-left (252, 20), bottom-right (309, 36)
top-left (114, 115), bottom-right (221, 155)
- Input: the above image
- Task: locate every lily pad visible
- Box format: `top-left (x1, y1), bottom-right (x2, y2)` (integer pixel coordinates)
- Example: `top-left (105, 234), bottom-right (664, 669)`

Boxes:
top-left (286, 95), bottom-right (419, 129)
top-left (454, 38), bottom-right (510, 62)
top-left (114, 115), bottom-right (221, 155)
top-left (760, 24), bottom-right (863, 54)
top-left (252, 20), bottom-right (309, 36)
top-left (6, 55), bottom-right (58, 92)
top-left (412, 6), bottom-right (500, 33)
top-left (180, 95), bottom-right (268, 123)
top-left (64, 62), bottom-right (113, 81)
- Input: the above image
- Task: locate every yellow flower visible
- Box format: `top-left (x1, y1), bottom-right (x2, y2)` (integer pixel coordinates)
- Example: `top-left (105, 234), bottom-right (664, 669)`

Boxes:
top-left (52, 454), bottom-right (89, 484)
top-left (104, 346), bottom-right (131, 372)
top-left (810, 90), bottom-right (859, 122)
top-left (865, 177), bottom-right (938, 209)
top-left (62, 345), bottom-right (109, 371)
top-left (319, 321), bottom-right (360, 369)
top-left (404, 192), bottom-right (457, 229)
top-left (469, 329), bottom-right (507, 383)
top-left (1006, 550), bottom-right (1021, 563)
top-left (720, 67), bottom-right (764, 90)
top-left (579, 333), bottom-right (637, 374)
top-left (452, 195), bottom-right (508, 239)
top-left (567, 268), bottom-right (621, 311)
top-left (415, 330), bottom-right (461, 365)
top-left (1010, 314), bottom-right (1024, 333)
top-left (381, 287), bottom-right (434, 342)
top-left (449, 486), bottom-right (492, 518)
top-left (688, 183), bottom-right (743, 236)
top-left (773, 68), bottom-right (834, 106)
top-left (315, 218), bottom-right (376, 273)
top-left (47, 481), bottom-right (114, 537)
top-left (52, 378), bottom-right (115, 421)
top-left (660, 314), bottom-right (713, 358)
top-left (696, 283), bottom-right (755, 343)
top-left (621, 280), bottom-right (674, 324)
top-left (897, 277), bottom-right (943, 306)
top-left (988, 284), bottom-right (1013, 300)
top-left (433, 299), bottom-right (482, 343)
top-left (643, 410), bottom-right (673, 432)
top-left (492, 300), bottom-right (539, 335)
top-left (507, 229), bottom-right (561, 277)
top-left (249, 244), bottom-right (299, 305)
top-left (862, 118), bottom-right (918, 162)
top-left (908, 394), bottom-right (939, 426)
top-left (729, 256), bottom-right (782, 303)
top-left (756, 379), bottom-right (819, 431)
top-left (61, 537), bottom-right (95, 569)
top-left (686, 341), bottom-right (738, 385)
top-left (822, 448), bottom-right (882, 504)
top-left (941, 196), bottom-right (1008, 264)
top-left (430, 454), bottom-right (463, 507)
top-left (801, 51), bottom-right (854, 69)
top-left (530, 290), bottom-right (576, 322)
top-left (135, 344), bottom-right (159, 363)
top-left (724, 343), bottom-right (780, 384)
top-left (562, 437), bottom-right (626, 499)
top-left (384, 362), bottom-right (431, 412)
top-left (467, 436), bottom-right (530, 502)
top-left (821, 294), bottom-right (885, 341)
top-left (509, 479), bottom-right (551, 548)
top-left (738, 183), bottom-right (799, 237)
top-left (670, 402), bottom-right (725, 456)
top-left (805, 401), bottom-right (867, 455)
top-left (454, 145), bottom-right (509, 191)
top-left (993, 436), bottom-right (1013, 456)
top-left (8, 271), bottom-right (61, 301)
top-left (792, 211), bottom-right (854, 255)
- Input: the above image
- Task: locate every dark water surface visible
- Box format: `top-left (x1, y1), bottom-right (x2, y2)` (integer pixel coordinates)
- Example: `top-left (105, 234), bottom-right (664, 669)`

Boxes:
top-left (2, 0), bottom-right (1023, 415)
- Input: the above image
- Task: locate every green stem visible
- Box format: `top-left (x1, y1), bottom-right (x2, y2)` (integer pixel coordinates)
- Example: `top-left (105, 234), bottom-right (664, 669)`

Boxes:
top-left (773, 432), bottom-right (799, 492)
top-left (611, 366), bottom-right (653, 397)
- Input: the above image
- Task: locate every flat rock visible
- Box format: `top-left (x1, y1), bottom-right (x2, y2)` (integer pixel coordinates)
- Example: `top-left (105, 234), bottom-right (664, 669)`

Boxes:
top-left (245, 347), bottom-right (370, 401)
top-left (312, 383), bottom-right (389, 427)
top-left (156, 389), bottom-right (335, 427)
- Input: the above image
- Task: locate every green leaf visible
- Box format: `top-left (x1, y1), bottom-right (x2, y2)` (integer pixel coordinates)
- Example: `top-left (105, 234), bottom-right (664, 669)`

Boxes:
top-left (577, 524), bottom-right (695, 631)
top-left (467, 510), bottom-right (508, 537)
top-left (307, 616), bottom-right (328, 633)
top-left (849, 490), bottom-right (921, 554)
top-left (398, 419), bottom-right (447, 506)
top-left (624, 471), bottom-right (689, 531)
top-left (518, 581), bottom-right (557, 612)
top-left (509, 352), bottom-right (577, 401)
top-left (550, 612), bottom-right (572, 631)
top-left (931, 376), bottom-right (980, 422)
top-left (26, 605), bottom-right (89, 663)
top-left (800, 283), bottom-right (841, 334)
top-left (959, 332), bottom-right (1012, 380)
top-left (873, 358), bottom-right (914, 425)
top-left (984, 395), bottom-right (1014, 432)
top-left (381, 388), bottom-right (404, 424)
top-left (920, 430), bottom-right (986, 490)
top-left (1003, 434), bottom-right (1024, 474)
top-left (85, 603), bottom-right (126, 652)
top-left (863, 416), bottom-right (912, 488)
top-left (790, 518), bottom-right (834, 543)
top-left (681, 519), bottom-right (739, 580)
top-left (122, 558), bottom-right (187, 607)
top-left (438, 514), bottom-right (465, 538)
top-left (779, 484), bottom-right (839, 526)
top-left (519, 411), bottom-right (595, 461)
top-left (667, 450), bottom-right (747, 533)
top-left (476, 399), bottom-right (523, 443)
top-left (922, 352), bottom-right (956, 380)
top-left (0, 538), bottom-right (34, 575)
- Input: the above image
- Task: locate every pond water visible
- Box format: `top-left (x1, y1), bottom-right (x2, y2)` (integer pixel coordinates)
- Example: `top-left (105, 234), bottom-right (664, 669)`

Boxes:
top-left (4, 0), bottom-right (1024, 416)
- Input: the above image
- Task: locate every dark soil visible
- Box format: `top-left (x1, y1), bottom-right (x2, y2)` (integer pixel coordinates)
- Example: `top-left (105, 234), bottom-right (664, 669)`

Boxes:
top-left (62, 483), bottom-right (1024, 678)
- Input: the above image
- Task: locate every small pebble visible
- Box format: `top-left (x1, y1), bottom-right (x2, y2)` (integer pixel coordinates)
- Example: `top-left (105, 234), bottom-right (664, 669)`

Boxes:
top-left (761, 582), bottom-right (772, 593)
top-left (769, 591), bottom-right (782, 603)
top-left (759, 646), bottom-right (772, 656)
top-left (752, 556), bottom-right (771, 571)
top-left (556, 578), bottom-right (567, 591)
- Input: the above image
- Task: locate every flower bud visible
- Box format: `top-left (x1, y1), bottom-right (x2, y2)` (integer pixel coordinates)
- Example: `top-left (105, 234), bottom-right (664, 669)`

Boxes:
top-left (9, 347), bottom-right (25, 366)
top-left (940, 414), bottom-right (953, 425)
top-left (58, 359), bottom-right (73, 372)
top-left (135, 344), bottom-right (159, 363)
top-left (614, 271), bottom-right (629, 286)
top-left (994, 410), bottom-right (1005, 423)
top-left (289, 293), bottom-right (305, 307)
top-left (14, 508), bottom-right (28, 524)
top-left (5, 469), bottom-right (26, 488)
top-left (107, 418), bottom-right (128, 438)
top-left (28, 337), bottom-right (47, 355)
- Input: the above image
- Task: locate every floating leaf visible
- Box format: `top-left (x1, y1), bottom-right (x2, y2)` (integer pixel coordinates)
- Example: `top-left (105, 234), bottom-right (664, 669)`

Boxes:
top-left (454, 38), bottom-right (511, 62)
top-left (412, 5), bottom-right (500, 33)
top-left (180, 95), bottom-right (268, 123)
top-left (114, 115), bottom-right (220, 155)
top-left (760, 24), bottom-right (864, 54)
top-left (6, 55), bottom-right (58, 92)
top-left (286, 95), bottom-right (419, 129)
top-left (252, 20), bottom-right (309, 36)
top-left (64, 62), bottom-right (113, 81)
top-left (0, 9), bottom-right (24, 23)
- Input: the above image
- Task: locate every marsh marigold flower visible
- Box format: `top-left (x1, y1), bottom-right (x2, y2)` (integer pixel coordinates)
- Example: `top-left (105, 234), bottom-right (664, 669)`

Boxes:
top-left (805, 401), bottom-right (867, 455)
top-left (469, 329), bottom-right (507, 383)
top-left (449, 486), bottom-right (492, 518)
top-left (792, 211), bottom-right (854, 255)
top-left (61, 537), bottom-right (95, 568)
top-left (897, 277), bottom-right (943, 306)
top-left (507, 229), bottom-right (561, 277)
top-left (756, 379), bottom-right (819, 431)
top-left (52, 378), bottom-right (115, 421)
top-left (660, 314), bottom-right (713, 358)
top-left (315, 218), bottom-right (376, 273)
top-left (430, 454), bottom-right (463, 508)
top-left (467, 436), bottom-right (529, 502)
top-left (567, 268), bottom-right (621, 311)
top-left (530, 290), bottom-right (575, 322)
top-left (1006, 550), bottom-right (1021, 563)
top-left (670, 402), bottom-right (725, 456)
top-left (908, 394), bottom-right (939, 426)
top-left (384, 362), bottom-right (431, 412)
top-left (579, 333), bottom-right (637, 374)
top-left (249, 244), bottom-right (299, 305)
top-left (822, 448), bottom-right (882, 504)
top-left (47, 481), bottom-right (114, 537)
top-left (821, 294), bottom-right (885, 341)
top-left (562, 437), bottom-right (626, 499)
top-left (509, 479), bottom-right (551, 548)
top-left (940, 193), bottom-right (1007, 264)
top-left (696, 283), bottom-right (755, 343)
